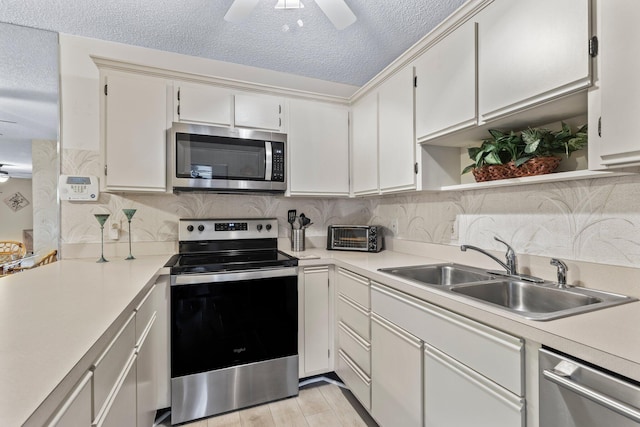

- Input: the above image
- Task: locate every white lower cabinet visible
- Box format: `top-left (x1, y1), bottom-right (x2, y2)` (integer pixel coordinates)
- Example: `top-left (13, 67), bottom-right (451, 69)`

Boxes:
top-left (46, 372), bottom-right (93, 427)
top-left (368, 281), bottom-right (525, 427)
top-left (371, 313), bottom-right (422, 427)
top-left (424, 345), bottom-right (525, 427)
top-left (135, 283), bottom-right (159, 427)
top-left (336, 268), bottom-right (371, 410)
top-left (300, 266), bottom-right (332, 377)
top-left (93, 353), bottom-right (138, 427)
top-left (336, 350), bottom-right (371, 411)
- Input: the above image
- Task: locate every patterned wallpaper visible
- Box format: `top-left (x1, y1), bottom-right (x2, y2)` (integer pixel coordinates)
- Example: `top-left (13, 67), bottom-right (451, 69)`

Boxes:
top-left (374, 173), bottom-right (640, 268)
top-left (61, 149), bottom-right (374, 248)
top-left (62, 148), bottom-right (640, 268)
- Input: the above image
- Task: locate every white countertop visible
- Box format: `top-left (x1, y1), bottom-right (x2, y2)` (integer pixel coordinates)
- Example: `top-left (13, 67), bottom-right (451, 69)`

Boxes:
top-left (5, 245), bottom-right (640, 425)
top-left (286, 246), bottom-right (640, 383)
top-left (0, 255), bottom-right (171, 427)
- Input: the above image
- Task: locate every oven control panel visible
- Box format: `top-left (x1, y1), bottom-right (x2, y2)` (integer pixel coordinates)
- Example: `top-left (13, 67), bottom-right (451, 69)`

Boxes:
top-left (179, 218), bottom-right (278, 241)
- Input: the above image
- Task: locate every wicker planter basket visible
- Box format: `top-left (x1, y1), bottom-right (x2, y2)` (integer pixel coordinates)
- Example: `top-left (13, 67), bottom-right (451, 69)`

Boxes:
top-left (472, 156), bottom-right (561, 182)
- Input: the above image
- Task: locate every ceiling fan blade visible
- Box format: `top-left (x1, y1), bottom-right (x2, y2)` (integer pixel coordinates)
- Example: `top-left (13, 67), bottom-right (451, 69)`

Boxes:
top-left (224, 0), bottom-right (260, 23)
top-left (314, 0), bottom-right (357, 30)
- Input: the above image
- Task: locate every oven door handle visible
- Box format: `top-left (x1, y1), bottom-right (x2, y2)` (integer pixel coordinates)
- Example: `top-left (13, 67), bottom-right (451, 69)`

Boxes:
top-left (543, 369), bottom-right (640, 423)
top-left (172, 267), bottom-right (298, 285)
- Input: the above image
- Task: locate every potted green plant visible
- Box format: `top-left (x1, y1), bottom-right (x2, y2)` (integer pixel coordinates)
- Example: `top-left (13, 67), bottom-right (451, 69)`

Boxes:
top-left (462, 122), bottom-right (588, 182)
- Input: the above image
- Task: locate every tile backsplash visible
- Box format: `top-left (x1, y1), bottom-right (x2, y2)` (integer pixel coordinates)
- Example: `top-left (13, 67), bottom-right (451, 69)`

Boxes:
top-left (63, 148), bottom-right (640, 268)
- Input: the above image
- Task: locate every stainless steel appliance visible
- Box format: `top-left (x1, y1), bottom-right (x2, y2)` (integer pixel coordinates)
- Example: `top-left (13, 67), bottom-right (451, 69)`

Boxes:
top-left (539, 347), bottom-right (640, 426)
top-left (327, 224), bottom-right (383, 252)
top-left (169, 123), bottom-right (287, 193)
top-left (166, 218), bottom-right (299, 425)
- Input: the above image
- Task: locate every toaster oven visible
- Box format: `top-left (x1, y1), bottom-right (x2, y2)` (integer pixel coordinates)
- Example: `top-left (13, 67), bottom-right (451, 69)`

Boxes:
top-left (327, 225), bottom-right (383, 252)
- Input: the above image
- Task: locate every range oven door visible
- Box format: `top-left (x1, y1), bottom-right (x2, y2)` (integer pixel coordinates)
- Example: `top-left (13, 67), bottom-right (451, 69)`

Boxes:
top-left (170, 267), bottom-right (298, 424)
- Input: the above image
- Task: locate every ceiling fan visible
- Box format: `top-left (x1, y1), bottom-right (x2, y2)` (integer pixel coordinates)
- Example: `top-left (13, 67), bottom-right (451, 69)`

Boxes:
top-left (224, 0), bottom-right (357, 30)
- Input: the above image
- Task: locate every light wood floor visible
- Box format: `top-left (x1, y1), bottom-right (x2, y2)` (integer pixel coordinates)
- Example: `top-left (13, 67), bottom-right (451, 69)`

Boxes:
top-left (164, 383), bottom-right (377, 427)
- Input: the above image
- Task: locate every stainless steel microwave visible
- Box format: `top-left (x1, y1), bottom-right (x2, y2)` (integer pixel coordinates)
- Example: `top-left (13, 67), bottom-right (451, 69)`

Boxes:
top-left (327, 225), bottom-right (383, 252)
top-left (169, 123), bottom-right (287, 193)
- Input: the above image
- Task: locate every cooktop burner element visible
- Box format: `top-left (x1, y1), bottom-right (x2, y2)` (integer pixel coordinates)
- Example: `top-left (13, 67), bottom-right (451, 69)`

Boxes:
top-left (165, 218), bottom-right (298, 274)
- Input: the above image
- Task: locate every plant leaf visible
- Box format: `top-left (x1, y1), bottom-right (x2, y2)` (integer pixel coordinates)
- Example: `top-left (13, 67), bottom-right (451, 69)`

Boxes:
top-left (485, 152), bottom-right (502, 165)
top-left (524, 139), bottom-right (539, 154)
top-left (514, 156), bottom-right (532, 167)
top-left (488, 129), bottom-right (504, 140)
top-left (461, 164), bottom-right (476, 175)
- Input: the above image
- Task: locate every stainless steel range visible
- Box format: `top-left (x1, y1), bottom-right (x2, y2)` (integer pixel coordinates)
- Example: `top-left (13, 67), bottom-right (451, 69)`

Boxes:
top-left (166, 218), bottom-right (299, 425)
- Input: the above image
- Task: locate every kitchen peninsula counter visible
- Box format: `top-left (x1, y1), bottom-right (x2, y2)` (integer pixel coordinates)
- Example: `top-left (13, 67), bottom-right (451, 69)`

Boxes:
top-left (7, 244), bottom-right (640, 425)
top-left (285, 242), bottom-right (640, 384)
top-left (0, 255), bottom-right (170, 427)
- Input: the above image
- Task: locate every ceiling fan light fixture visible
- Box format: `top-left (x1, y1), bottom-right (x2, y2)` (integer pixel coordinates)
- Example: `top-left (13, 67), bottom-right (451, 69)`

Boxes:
top-left (275, 0), bottom-right (304, 10)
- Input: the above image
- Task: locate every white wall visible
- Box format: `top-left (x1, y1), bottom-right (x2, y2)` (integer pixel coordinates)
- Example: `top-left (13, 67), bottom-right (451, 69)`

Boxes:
top-left (0, 178), bottom-right (33, 243)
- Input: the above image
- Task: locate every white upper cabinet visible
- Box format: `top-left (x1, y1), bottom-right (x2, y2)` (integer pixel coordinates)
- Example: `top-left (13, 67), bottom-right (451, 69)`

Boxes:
top-left (592, 0), bottom-right (640, 168)
top-left (288, 99), bottom-right (350, 196)
top-left (351, 92), bottom-right (379, 196)
top-left (102, 70), bottom-right (168, 192)
top-left (175, 82), bottom-right (231, 126)
top-left (234, 93), bottom-right (283, 131)
top-left (477, 0), bottom-right (591, 122)
top-left (415, 19), bottom-right (477, 142)
top-left (378, 66), bottom-right (416, 193)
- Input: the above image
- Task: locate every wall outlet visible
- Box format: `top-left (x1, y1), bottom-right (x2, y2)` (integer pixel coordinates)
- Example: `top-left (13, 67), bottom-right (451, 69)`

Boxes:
top-left (390, 218), bottom-right (399, 235)
top-left (450, 218), bottom-right (459, 241)
top-left (109, 221), bottom-right (120, 240)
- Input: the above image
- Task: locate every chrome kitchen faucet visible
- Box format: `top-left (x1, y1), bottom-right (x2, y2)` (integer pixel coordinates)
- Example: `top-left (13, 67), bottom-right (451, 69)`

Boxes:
top-left (460, 237), bottom-right (544, 283)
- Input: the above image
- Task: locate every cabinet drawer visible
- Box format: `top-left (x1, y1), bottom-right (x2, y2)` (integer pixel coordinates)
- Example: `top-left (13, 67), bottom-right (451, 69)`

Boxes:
top-left (337, 295), bottom-right (370, 341)
top-left (135, 284), bottom-right (156, 344)
top-left (424, 345), bottom-right (524, 427)
top-left (46, 371), bottom-right (93, 427)
top-left (337, 268), bottom-right (370, 308)
top-left (92, 313), bottom-right (136, 417)
top-left (338, 321), bottom-right (371, 376)
top-left (371, 282), bottom-right (523, 396)
top-left (336, 350), bottom-right (371, 411)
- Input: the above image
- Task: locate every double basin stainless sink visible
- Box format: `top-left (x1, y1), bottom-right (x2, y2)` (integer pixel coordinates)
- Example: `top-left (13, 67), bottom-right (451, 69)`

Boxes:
top-left (377, 263), bottom-right (636, 321)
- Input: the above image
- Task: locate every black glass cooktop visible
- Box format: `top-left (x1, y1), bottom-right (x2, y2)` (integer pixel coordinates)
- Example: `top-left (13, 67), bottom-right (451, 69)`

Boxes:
top-left (166, 249), bottom-right (298, 274)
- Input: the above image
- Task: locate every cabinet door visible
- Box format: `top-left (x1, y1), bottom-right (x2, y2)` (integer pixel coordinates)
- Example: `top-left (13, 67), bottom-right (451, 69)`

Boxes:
top-left (424, 345), bottom-right (524, 427)
top-left (596, 0), bottom-right (640, 168)
top-left (92, 353), bottom-right (137, 427)
top-left (378, 66), bottom-right (416, 193)
top-left (176, 82), bottom-right (231, 126)
top-left (478, 0), bottom-right (591, 121)
top-left (415, 20), bottom-right (476, 142)
top-left (301, 266), bottom-right (331, 376)
top-left (47, 372), bottom-right (93, 427)
top-left (351, 92), bottom-right (379, 196)
top-left (103, 71), bottom-right (168, 192)
top-left (234, 93), bottom-right (282, 131)
top-left (371, 313), bottom-right (422, 427)
top-left (288, 100), bottom-right (349, 196)
top-left (136, 313), bottom-right (157, 427)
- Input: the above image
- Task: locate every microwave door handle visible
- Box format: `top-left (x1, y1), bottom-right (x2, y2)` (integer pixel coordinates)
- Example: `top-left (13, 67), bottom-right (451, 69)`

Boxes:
top-left (265, 141), bottom-right (273, 181)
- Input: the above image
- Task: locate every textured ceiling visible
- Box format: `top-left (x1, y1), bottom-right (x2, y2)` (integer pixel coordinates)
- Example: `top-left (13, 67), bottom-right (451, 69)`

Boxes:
top-left (0, 0), bottom-right (467, 177)
top-left (0, 0), bottom-right (466, 86)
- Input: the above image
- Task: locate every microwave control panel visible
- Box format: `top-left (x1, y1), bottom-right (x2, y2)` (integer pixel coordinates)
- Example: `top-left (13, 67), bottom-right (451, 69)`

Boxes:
top-left (271, 142), bottom-right (285, 182)
top-left (59, 175), bottom-right (100, 202)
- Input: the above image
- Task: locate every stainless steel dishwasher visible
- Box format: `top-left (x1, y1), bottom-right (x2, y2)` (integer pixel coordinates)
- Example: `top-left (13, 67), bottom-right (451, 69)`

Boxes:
top-left (539, 347), bottom-right (640, 426)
